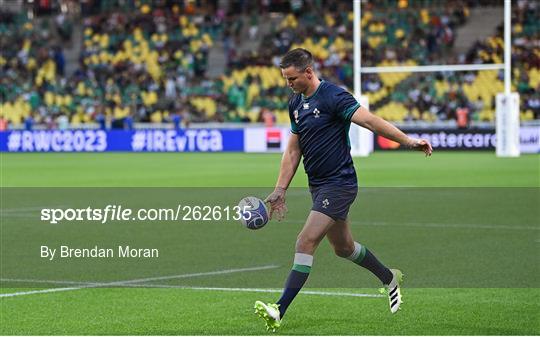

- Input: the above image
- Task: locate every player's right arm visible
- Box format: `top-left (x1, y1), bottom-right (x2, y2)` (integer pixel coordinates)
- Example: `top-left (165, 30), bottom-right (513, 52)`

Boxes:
top-left (265, 133), bottom-right (301, 220)
top-left (351, 105), bottom-right (433, 156)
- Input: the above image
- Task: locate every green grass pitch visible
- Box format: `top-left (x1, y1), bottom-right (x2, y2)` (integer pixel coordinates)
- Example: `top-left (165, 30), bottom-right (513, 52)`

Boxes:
top-left (1, 152), bottom-right (539, 335)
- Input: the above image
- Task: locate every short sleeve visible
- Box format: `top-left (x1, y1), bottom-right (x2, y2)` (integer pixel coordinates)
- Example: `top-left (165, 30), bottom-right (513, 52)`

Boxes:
top-left (289, 110), bottom-right (299, 134)
top-left (333, 90), bottom-right (360, 121)
top-left (288, 95), bottom-right (300, 134)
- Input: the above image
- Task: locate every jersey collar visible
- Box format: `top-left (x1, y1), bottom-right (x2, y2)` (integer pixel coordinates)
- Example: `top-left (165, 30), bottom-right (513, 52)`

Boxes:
top-left (301, 79), bottom-right (324, 100)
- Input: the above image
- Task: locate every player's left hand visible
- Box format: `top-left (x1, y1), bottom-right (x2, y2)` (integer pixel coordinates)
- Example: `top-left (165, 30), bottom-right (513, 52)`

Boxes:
top-left (408, 138), bottom-right (433, 157)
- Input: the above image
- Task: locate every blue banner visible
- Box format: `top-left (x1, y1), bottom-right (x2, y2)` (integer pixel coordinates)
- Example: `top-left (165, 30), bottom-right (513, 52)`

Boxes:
top-left (0, 129), bottom-right (244, 152)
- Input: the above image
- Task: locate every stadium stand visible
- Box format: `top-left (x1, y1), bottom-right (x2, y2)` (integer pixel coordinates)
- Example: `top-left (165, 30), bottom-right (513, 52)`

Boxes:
top-left (372, 0), bottom-right (539, 123)
top-left (0, 0), bottom-right (538, 128)
top-left (0, 8), bottom-right (68, 128)
top-left (219, 0), bottom-right (473, 123)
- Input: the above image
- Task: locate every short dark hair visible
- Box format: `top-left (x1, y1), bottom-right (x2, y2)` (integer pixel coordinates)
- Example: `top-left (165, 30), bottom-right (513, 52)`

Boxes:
top-left (279, 48), bottom-right (313, 70)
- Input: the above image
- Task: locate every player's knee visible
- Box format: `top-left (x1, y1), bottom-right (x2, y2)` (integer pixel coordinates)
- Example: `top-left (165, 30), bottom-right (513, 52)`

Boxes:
top-left (334, 245), bottom-right (354, 258)
top-left (295, 235), bottom-right (318, 254)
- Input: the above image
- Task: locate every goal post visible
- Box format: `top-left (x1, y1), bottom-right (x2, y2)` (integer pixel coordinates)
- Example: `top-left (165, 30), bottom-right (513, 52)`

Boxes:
top-left (351, 0), bottom-right (520, 157)
top-left (350, 0), bottom-right (372, 157)
top-left (495, 0), bottom-right (520, 157)
top-left (496, 93), bottom-right (520, 157)
top-left (349, 95), bottom-right (373, 157)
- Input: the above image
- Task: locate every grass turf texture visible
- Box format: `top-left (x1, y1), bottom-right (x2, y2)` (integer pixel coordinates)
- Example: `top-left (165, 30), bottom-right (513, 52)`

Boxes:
top-left (1, 152), bottom-right (539, 335)
top-left (1, 152), bottom-right (538, 187)
top-left (2, 288), bottom-right (538, 335)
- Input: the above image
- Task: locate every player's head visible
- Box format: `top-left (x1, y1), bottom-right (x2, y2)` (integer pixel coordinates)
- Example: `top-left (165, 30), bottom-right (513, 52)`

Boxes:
top-left (279, 48), bottom-right (316, 94)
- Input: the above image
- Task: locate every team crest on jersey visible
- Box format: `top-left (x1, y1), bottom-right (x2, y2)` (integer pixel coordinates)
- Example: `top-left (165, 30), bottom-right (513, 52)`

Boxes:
top-left (313, 108), bottom-right (320, 118)
top-left (303, 102), bottom-right (309, 110)
top-left (294, 110), bottom-right (299, 123)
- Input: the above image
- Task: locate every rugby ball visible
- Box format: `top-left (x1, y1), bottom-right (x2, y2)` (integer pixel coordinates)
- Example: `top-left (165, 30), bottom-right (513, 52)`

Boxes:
top-left (238, 196), bottom-right (269, 230)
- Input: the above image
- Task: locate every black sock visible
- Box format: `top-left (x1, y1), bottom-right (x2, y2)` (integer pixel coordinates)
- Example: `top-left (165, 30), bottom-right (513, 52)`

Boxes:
top-left (347, 242), bottom-right (393, 285)
top-left (359, 249), bottom-right (393, 284)
top-left (276, 253), bottom-right (312, 318)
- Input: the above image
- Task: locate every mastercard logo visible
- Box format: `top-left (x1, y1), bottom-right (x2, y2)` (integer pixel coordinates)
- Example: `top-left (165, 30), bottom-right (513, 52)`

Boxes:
top-left (377, 136), bottom-right (401, 149)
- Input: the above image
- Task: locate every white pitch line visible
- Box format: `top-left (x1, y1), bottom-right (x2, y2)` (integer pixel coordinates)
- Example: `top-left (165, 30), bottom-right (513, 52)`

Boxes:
top-left (1, 205), bottom-right (67, 213)
top-left (104, 283), bottom-right (380, 296)
top-left (40, 281), bottom-right (382, 298)
top-left (284, 219), bottom-right (539, 231)
top-left (0, 278), bottom-right (101, 286)
top-left (103, 265), bottom-right (280, 286)
top-left (368, 221), bottom-right (539, 231)
top-left (0, 287), bottom-right (84, 298)
top-left (0, 265), bottom-right (279, 298)
top-left (164, 286), bottom-right (383, 298)
top-left (0, 278), bottom-right (382, 298)
top-left (0, 214), bottom-right (42, 218)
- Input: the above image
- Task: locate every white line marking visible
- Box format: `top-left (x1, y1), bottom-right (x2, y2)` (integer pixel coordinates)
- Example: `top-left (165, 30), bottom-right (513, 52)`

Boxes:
top-left (102, 265), bottom-right (280, 286)
top-left (0, 265), bottom-right (279, 298)
top-left (154, 286), bottom-right (383, 298)
top-left (284, 219), bottom-right (539, 231)
top-left (1, 206), bottom-right (67, 213)
top-left (368, 221), bottom-right (539, 231)
top-left (0, 278), bottom-right (382, 298)
top-left (1, 278), bottom-right (100, 286)
top-left (0, 287), bottom-right (84, 298)
top-left (0, 214), bottom-right (41, 218)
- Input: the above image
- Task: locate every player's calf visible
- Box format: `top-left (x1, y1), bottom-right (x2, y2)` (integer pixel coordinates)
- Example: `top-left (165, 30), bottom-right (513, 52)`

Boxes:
top-left (345, 242), bottom-right (393, 284)
top-left (333, 245), bottom-right (355, 258)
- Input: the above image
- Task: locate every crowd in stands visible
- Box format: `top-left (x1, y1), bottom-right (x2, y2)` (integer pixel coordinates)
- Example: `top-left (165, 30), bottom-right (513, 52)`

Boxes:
top-left (1, 0), bottom-right (228, 130)
top-left (218, 0), bottom-right (476, 124)
top-left (361, 0), bottom-right (470, 66)
top-left (221, 0), bottom-right (539, 124)
top-left (369, 0), bottom-right (539, 122)
top-left (0, 7), bottom-right (72, 129)
top-left (461, 0), bottom-right (540, 120)
top-left (0, 0), bottom-right (539, 130)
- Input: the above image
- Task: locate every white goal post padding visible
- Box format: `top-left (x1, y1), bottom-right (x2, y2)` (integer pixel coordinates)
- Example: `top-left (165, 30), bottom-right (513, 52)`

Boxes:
top-left (349, 95), bottom-right (373, 157)
top-left (496, 93), bottom-right (520, 157)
